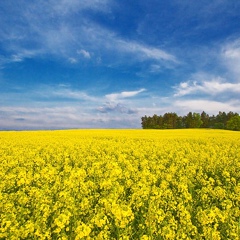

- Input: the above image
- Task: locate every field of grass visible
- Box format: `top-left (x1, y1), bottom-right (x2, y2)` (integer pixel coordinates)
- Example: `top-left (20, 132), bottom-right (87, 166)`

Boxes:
top-left (0, 129), bottom-right (240, 239)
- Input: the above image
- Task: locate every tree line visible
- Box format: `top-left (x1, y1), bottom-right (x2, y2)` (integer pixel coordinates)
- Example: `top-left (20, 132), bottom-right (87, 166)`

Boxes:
top-left (141, 111), bottom-right (240, 131)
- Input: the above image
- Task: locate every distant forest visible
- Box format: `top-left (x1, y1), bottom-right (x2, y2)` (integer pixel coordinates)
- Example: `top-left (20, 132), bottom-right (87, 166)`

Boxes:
top-left (141, 111), bottom-right (240, 131)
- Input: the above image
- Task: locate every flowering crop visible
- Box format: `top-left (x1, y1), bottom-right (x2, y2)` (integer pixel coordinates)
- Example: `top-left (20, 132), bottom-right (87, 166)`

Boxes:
top-left (0, 129), bottom-right (240, 239)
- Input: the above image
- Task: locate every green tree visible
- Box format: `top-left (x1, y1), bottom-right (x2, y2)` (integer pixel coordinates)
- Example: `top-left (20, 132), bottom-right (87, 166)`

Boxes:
top-left (141, 115), bottom-right (148, 129)
top-left (163, 112), bottom-right (178, 129)
top-left (184, 112), bottom-right (202, 128)
top-left (152, 114), bottom-right (161, 129)
top-left (226, 116), bottom-right (240, 131)
top-left (213, 111), bottom-right (227, 129)
top-left (141, 111), bottom-right (239, 129)
top-left (176, 116), bottom-right (184, 129)
top-left (184, 112), bottom-right (193, 128)
top-left (192, 112), bottom-right (203, 128)
top-left (200, 111), bottom-right (209, 128)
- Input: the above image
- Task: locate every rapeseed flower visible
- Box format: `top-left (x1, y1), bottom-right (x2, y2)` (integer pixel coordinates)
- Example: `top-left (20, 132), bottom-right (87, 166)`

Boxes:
top-left (0, 129), bottom-right (239, 239)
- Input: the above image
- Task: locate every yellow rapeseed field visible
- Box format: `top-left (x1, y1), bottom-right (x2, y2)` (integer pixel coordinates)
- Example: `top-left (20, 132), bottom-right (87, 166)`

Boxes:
top-left (0, 129), bottom-right (240, 239)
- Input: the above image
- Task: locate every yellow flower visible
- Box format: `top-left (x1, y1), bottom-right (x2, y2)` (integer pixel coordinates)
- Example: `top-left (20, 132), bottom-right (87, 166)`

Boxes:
top-left (1, 129), bottom-right (239, 239)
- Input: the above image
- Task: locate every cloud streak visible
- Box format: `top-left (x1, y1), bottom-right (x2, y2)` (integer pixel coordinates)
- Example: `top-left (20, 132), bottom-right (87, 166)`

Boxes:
top-left (114, 40), bottom-right (177, 63)
top-left (105, 88), bottom-right (146, 101)
top-left (0, 0), bottom-right (177, 68)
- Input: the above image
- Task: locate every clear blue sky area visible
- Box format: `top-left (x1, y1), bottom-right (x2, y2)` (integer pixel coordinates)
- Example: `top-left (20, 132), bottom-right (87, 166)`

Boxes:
top-left (1, 0), bottom-right (240, 129)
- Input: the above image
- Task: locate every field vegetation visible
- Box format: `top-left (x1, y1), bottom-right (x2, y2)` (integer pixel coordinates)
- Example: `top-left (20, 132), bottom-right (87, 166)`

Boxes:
top-left (0, 129), bottom-right (240, 239)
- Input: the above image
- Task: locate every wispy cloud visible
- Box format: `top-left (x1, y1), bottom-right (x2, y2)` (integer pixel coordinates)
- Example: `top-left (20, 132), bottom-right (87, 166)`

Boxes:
top-left (114, 40), bottom-right (177, 63)
top-left (1, 83), bottom-right (240, 129)
top-left (52, 0), bottom-right (112, 15)
top-left (174, 99), bottom-right (240, 114)
top-left (52, 87), bottom-right (98, 102)
top-left (221, 38), bottom-right (240, 80)
top-left (68, 57), bottom-right (78, 64)
top-left (0, 106), bottom-right (92, 129)
top-left (97, 102), bottom-right (137, 114)
top-left (25, 84), bottom-right (101, 105)
top-left (0, 105), bottom-right (140, 129)
top-left (0, 85), bottom-right (147, 129)
top-left (105, 88), bottom-right (146, 101)
top-left (77, 49), bottom-right (91, 59)
top-left (174, 74), bottom-right (240, 97)
top-left (0, 0), bottom-right (178, 68)
top-left (97, 89), bottom-right (146, 115)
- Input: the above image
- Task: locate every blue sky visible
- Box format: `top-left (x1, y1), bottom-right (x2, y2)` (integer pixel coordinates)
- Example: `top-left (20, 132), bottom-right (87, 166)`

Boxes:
top-left (1, 0), bottom-right (240, 129)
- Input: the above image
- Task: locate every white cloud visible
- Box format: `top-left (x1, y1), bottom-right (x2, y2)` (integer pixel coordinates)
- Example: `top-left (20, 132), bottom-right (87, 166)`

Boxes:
top-left (115, 40), bottom-right (177, 63)
top-left (11, 55), bottom-right (23, 62)
top-left (224, 47), bottom-right (240, 58)
top-left (68, 57), bottom-right (78, 63)
top-left (77, 49), bottom-right (91, 59)
top-left (0, 0), bottom-right (178, 68)
top-left (204, 80), bottom-right (240, 93)
top-left (42, 86), bottom-right (99, 102)
top-left (0, 84), bottom-right (99, 105)
top-left (174, 99), bottom-right (239, 114)
top-left (149, 64), bottom-right (162, 73)
top-left (0, 85), bottom-right (149, 129)
top-left (1, 83), bottom-right (239, 130)
top-left (105, 88), bottom-right (146, 101)
top-left (0, 105), bottom-right (140, 129)
top-left (97, 102), bottom-right (137, 114)
top-left (0, 49), bottom-right (42, 66)
top-left (222, 38), bottom-right (240, 80)
top-left (174, 74), bottom-right (240, 97)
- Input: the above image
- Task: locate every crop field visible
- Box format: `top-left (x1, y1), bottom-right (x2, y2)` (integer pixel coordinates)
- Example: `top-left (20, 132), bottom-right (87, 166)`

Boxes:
top-left (0, 129), bottom-right (240, 239)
